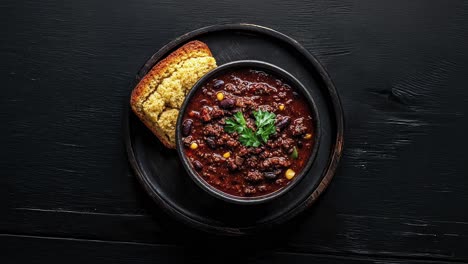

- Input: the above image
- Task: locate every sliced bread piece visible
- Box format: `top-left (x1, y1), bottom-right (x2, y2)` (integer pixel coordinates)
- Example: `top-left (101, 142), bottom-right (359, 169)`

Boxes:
top-left (130, 40), bottom-right (217, 148)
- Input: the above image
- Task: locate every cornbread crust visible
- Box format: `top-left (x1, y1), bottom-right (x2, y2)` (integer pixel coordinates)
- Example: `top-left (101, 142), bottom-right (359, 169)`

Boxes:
top-left (130, 40), bottom-right (217, 148)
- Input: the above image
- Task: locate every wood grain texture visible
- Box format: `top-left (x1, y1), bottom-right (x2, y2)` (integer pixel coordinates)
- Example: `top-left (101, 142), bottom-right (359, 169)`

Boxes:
top-left (2, 235), bottom-right (467, 264)
top-left (2, 0), bottom-right (468, 263)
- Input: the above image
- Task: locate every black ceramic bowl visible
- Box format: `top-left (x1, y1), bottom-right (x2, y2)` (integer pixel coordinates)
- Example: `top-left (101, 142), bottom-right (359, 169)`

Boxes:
top-left (176, 60), bottom-right (321, 205)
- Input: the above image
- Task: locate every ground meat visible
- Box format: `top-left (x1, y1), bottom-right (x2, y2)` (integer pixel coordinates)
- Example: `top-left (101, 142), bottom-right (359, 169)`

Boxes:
top-left (200, 106), bottom-right (213, 122)
top-left (266, 137), bottom-right (293, 150)
top-left (245, 171), bottom-right (264, 182)
top-left (291, 117), bottom-right (307, 136)
top-left (249, 83), bottom-right (277, 95)
top-left (236, 81), bottom-right (249, 92)
top-left (248, 147), bottom-right (263, 155)
top-left (195, 151), bottom-right (210, 160)
top-left (227, 158), bottom-right (238, 171)
top-left (257, 105), bottom-right (275, 112)
top-left (235, 156), bottom-right (245, 166)
top-left (215, 133), bottom-right (239, 148)
top-left (243, 186), bottom-right (257, 195)
top-left (246, 156), bottom-right (259, 168)
top-left (261, 157), bottom-right (291, 169)
top-left (223, 83), bottom-right (238, 94)
top-left (203, 124), bottom-right (223, 137)
top-left (280, 138), bottom-right (294, 151)
top-left (275, 178), bottom-right (286, 185)
top-left (245, 118), bottom-right (256, 131)
top-left (220, 133), bottom-right (232, 142)
top-left (235, 97), bottom-right (253, 108)
top-left (259, 151), bottom-right (272, 159)
top-left (211, 105), bottom-right (225, 119)
top-left (183, 136), bottom-right (193, 147)
top-left (212, 153), bottom-right (224, 162)
top-left (238, 147), bottom-right (249, 157)
top-left (226, 139), bottom-right (239, 148)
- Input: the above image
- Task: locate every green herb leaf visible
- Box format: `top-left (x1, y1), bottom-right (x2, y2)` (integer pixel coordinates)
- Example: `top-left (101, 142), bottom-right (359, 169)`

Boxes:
top-left (224, 112), bottom-right (245, 133)
top-left (253, 110), bottom-right (276, 128)
top-left (253, 110), bottom-right (276, 143)
top-left (239, 127), bottom-right (261, 147)
top-left (290, 146), bottom-right (298, 159)
top-left (224, 110), bottom-right (277, 147)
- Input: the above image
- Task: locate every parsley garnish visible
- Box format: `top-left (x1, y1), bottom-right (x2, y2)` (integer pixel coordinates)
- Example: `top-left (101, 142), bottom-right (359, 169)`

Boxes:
top-left (224, 110), bottom-right (276, 147)
top-left (253, 110), bottom-right (276, 144)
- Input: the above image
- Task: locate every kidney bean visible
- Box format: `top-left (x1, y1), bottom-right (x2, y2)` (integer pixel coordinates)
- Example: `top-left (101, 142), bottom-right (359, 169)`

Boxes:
top-left (205, 137), bottom-right (216, 149)
top-left (219, 98), bottom-right (236, 109)
top-left (264, 172), bottom-right (277, 180)
top-left (213, 79), bottom-right (225, 90)
top-left (192, 160), bottom-right (203, 171)
top-left (297, 140), bottom-right (303, 148)
top-left (276, 116), bottom-right (291, 130)
top-left (182, 119), bottom-right (193, 136)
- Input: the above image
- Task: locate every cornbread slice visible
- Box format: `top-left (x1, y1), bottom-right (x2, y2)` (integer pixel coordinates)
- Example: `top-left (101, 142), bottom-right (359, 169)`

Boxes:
top-left (130, 40), bottom-right (217, 148)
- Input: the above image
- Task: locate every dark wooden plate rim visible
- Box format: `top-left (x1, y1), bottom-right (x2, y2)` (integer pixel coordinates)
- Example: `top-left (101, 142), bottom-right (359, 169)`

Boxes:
top-left (123, 23), bottom-right (345, 235)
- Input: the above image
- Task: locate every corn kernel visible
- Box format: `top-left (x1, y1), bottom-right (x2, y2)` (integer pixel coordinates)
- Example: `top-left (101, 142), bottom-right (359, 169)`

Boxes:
top-left (304, 133), bottom-right (312, 139)
top-left (223, 152), bottom-right (231, 158)
top-left (285, 169), bottom-right (296, 180)
top-left (190, 142), bottom-right (198, 150)
top-left (216, 92), bottom-right (224, 101)
top-left (279, 104), bottom-right (285, 111)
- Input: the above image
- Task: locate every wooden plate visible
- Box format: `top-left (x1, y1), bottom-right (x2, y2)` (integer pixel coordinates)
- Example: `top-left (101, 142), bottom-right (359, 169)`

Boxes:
top-left (124, 24), bottom-right (344, 235)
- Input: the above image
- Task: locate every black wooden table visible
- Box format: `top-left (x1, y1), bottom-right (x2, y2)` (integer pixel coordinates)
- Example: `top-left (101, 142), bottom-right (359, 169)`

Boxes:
top-left (2, 0), bottom-right (468, 263)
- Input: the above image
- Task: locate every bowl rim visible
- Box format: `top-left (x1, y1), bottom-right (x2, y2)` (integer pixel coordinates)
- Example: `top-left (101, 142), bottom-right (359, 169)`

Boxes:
top-left (176, 60), bottom-right (322, 205)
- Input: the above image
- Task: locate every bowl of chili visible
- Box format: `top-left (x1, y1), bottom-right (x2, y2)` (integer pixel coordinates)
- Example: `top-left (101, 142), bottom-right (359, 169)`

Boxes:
top-left (176, 60), bottom-right (321, 204)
